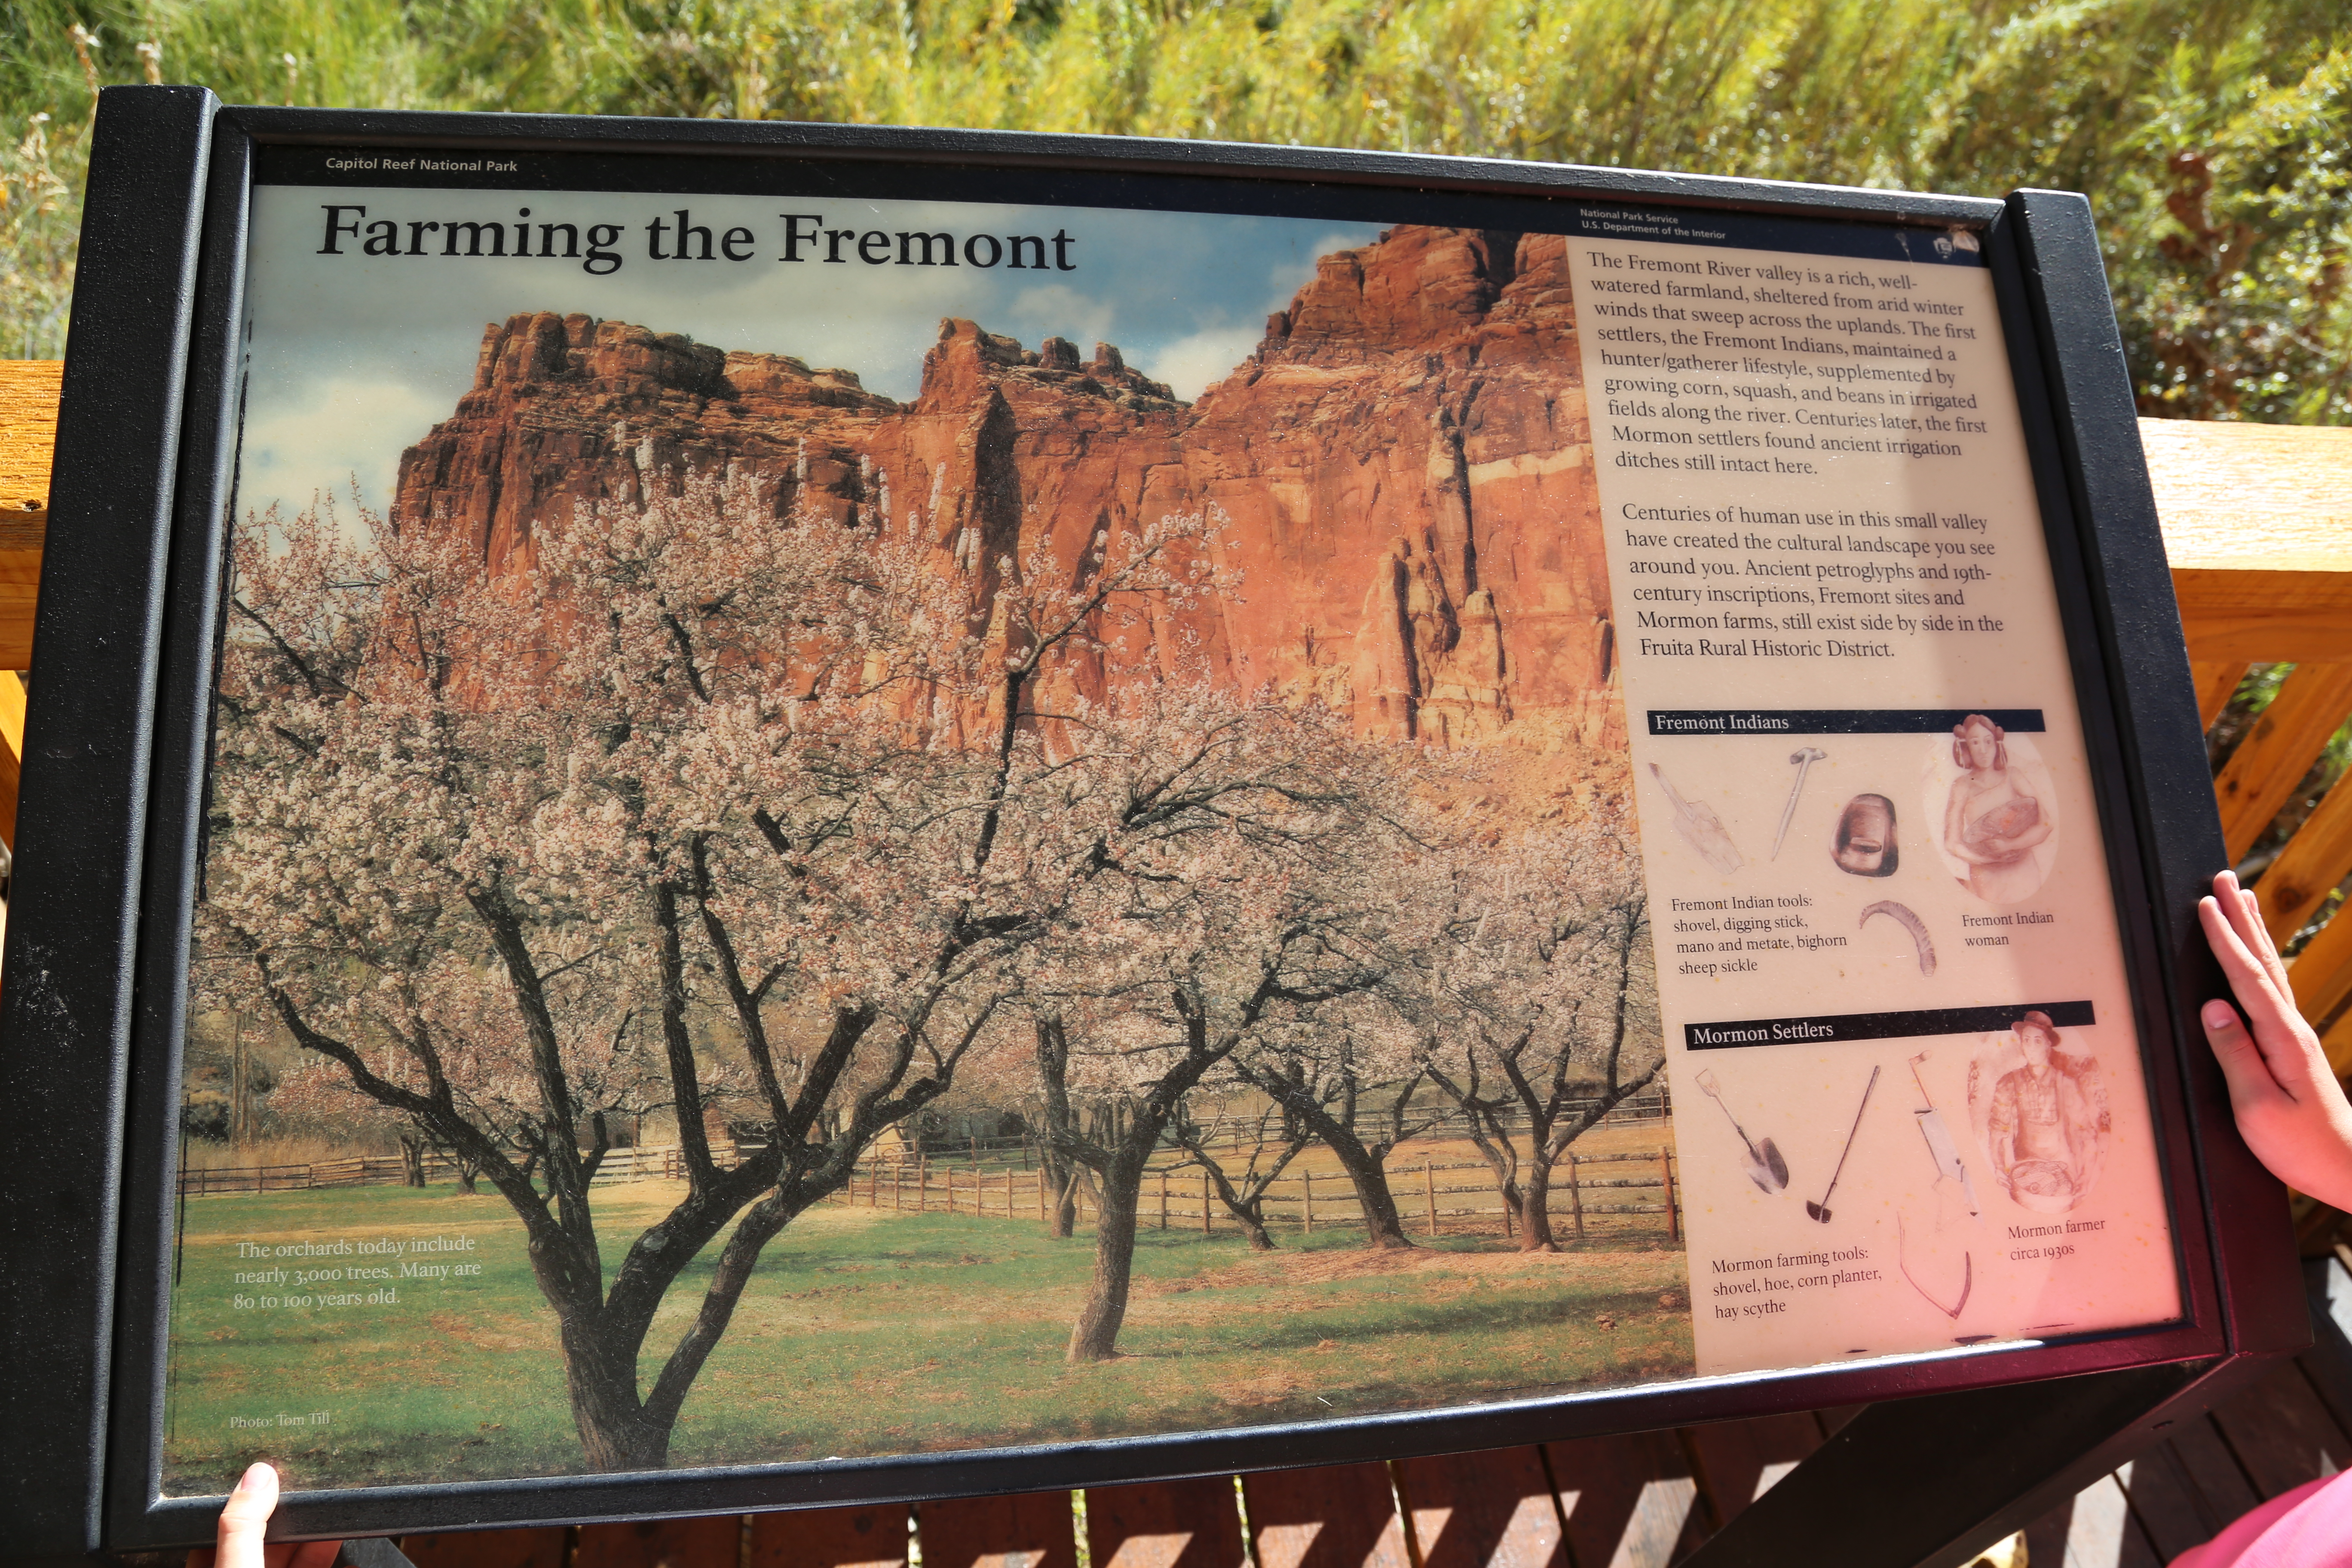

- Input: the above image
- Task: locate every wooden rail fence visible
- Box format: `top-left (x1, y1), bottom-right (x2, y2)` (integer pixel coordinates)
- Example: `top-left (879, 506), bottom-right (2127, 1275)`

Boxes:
top-left (180, 1143), bottom-right (1684, 1240)
top-left (830, 1148), bottom-right (1681, 1241)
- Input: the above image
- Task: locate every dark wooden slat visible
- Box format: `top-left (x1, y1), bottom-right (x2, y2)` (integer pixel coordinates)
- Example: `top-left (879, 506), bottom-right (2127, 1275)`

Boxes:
top-left (1396, 1448), bottom-right (1564, 1568)
top-left (576, 1517), bottom-right (741, 1568)
top-left (1084, 1476), bottom-right (1245, 1568)
top-left (2114, 1442), bottom-right (2232, 1560)
top-left (749, 1504), bottom-right (909, 1568)
top-left (918, 1491), bottom-right (1077, 1568)
top-left (2166, 1414), bottom-right (2265, 1528)
top-left (2208, 1359), bottom-right (2352, 1497)
top-left (1241, 1463), bottom-right (1408, 1568)
top-left (1544, 1433), bottom-right (1703, 1568)
top-left (399, 1528), bottom-right (571, 1568)
top-left (2296, 1258), bottom-right (2352, 1440)
top-left (1678, 1415), bottom-right (1823, 1525)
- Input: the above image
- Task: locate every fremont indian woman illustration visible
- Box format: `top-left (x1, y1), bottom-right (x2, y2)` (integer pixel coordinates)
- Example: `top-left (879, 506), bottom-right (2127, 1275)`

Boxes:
top-left (1940, 714), bottom-right (2055, 904)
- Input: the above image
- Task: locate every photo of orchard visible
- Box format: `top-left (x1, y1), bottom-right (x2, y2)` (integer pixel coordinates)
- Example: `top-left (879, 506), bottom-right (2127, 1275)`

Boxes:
top-left (167, 221), bottom-right (1684, 1490)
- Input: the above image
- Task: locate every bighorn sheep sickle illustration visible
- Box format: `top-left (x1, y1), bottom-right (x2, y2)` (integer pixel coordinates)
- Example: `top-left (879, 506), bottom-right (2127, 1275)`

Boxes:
top-left (1862, 900), bottom-right (1936, 976)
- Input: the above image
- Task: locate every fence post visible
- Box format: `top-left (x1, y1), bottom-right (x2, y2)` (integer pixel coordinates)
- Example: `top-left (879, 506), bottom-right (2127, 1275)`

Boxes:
top-left (1158, 1170), bottom-right (1169, 1231)
top-left (1570, 1153), bottom-right (1585, 1242)
top-left (1424, 1158), bottom-right (1438, 1237)
top-left (1201, 1171), bottom-right (1211, 1235)
top-left (1036, 1167), bottom-right (1047, 1222)
top-left (1662, 1149), bottom-right (1679, 1243)
top-left (1303, 1170), bottom-right (1314, 1236)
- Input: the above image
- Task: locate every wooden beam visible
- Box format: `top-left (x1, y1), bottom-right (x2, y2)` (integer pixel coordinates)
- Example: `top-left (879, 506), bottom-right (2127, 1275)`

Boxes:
top-left (2210, 662), bottom-right (2352, 863)
top-left (2294, 909), bottom-right (2352, 1071)
top-left (2326, 1006), bottom-right (2352, 1083)
top-left (0, 361), bottom-right (55, 673)
top-left (2146, 419), bottom-right (2352, 665)
top-left (2192, 661), bottom-right (2251, 732)
top-left (0, 673), bottom-right (18, 851)
top-left (2171, 570), bottom-right (2352, 665)
top-left (2258, 770), bottom-right (2352, 943)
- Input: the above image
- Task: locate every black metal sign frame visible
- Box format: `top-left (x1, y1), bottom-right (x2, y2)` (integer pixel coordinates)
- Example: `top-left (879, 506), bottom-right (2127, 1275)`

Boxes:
top-left (0, 86), bottom-right (2301, 1559)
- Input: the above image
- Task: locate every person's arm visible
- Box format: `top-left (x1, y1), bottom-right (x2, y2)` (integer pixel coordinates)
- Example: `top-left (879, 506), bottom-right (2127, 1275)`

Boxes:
top-left (2199, 869), bottom-right (2352, 1211)
top-left (187, 1463), bottom-right (341, 1568)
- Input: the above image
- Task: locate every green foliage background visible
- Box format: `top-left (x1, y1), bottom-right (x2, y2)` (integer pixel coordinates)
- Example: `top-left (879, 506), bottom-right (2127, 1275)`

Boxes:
top-left (3, 0), bottom-right (2351, 419)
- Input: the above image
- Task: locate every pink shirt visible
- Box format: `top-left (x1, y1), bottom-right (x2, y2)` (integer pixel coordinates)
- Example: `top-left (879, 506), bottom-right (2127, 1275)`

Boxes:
top-left (2173, 1473), bottom-right (2352, 1566)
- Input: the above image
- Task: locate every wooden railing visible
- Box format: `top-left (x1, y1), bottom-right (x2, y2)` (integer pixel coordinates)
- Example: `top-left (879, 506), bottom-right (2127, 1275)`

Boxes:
top-left (2, 362), bottom-right (2348, 1065)
top-left (2141, 419), bottom-right (2352, 1075)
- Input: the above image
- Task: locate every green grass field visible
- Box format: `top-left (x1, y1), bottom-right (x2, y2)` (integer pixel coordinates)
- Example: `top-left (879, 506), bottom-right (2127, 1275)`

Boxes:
top-left (163, 1179), bottom-right (1692, 1492)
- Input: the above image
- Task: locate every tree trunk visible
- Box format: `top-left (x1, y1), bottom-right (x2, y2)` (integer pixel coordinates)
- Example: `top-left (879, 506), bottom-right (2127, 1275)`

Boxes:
top-left (398, 1133), bottom-right (428, 1188)
top-left (1188, 1146), bottom-right (1283, 1250)
top-left (1046, 1157), bottom-right (1080, 1238)
top-left (1302, 1115), bottom-right (1414, 1249)
top-left (1034, 1015), bottom-right (1081, 1239)
top-left (1241, 1065), bottom-right (1415, 1249)
top-left (1335, 1153), bottom-right (1415, 1249)
top-left (1067, 1161), bottom-right (1144, 1362)
top-left (558, 1314), bottom-right (672, 1470)
top-left (1518, 1149), bottom-right (1559, 1252)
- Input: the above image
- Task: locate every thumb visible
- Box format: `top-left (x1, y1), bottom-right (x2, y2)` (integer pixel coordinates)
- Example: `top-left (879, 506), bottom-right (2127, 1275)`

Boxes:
top-left (2202, 997), bottom-right (2288, 1109)
top-left (215, 1462), bottom-right (280, 1568)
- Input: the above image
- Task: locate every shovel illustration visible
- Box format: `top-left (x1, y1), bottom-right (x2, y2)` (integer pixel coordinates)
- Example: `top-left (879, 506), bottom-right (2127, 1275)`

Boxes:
top-left (1650, 763), bottom-right (1745, 876)
top-left (1898, 1052), bottom-right (1979, 1320)
top-left (1806, 1064), bottom-right (1878, 1223)
top-left (1696, 1067), bottom-right (1789, 1194)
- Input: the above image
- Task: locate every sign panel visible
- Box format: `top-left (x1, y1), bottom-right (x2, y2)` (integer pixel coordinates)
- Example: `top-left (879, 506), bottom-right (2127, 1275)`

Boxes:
top-left (153, 157), bottom-right (2176, 1496)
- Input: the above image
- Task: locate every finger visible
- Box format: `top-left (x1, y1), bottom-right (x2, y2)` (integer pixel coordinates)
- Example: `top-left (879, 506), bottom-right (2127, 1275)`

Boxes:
top-left (2242, 885), bottom-right (2296, 997)
top-left (2201, 894), bottom-right (2331, 1100)
top-left (214, 1463), bottom-right (279, 1568)
top-left (2202, 891), bottom-right (2292, 1018)
top-left (2214, 871), bottom-right (2294, 996)
top-left (2201, 996), bottom-right (2290, 1106)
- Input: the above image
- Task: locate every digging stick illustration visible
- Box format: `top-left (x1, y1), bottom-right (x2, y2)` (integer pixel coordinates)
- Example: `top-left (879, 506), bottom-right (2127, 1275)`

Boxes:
top-left (1806, 1064), bottom-right (1879, 1223)
top-left (1897, 1050), bottom-right (1979, 1320)
top-left (1695, 1067), bottom-right (1789, 1193)
top-left (1650, 763), bottom-right (1745, 875)
top-left (1771, 746), bottom-right (1828, 859)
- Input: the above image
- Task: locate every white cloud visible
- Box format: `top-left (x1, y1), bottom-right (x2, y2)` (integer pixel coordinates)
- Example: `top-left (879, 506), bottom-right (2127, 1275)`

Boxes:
top-left (238, 377), bottom-right (452, 521)
top-left (1141, 326), bottom-right (1268, 402)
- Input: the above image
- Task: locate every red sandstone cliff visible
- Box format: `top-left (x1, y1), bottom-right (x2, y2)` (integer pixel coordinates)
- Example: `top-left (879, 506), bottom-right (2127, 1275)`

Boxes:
top-left (389, 225), bottom-right (1623, 757)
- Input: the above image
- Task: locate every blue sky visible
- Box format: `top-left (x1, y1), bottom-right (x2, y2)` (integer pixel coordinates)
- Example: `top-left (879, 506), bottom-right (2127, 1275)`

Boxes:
top-left (238, 187), bottom-right (1382, 521)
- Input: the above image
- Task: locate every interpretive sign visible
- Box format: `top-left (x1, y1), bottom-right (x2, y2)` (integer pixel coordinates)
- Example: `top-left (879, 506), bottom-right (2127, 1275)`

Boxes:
top-left (0, 87), bottom-right (2296, 1555)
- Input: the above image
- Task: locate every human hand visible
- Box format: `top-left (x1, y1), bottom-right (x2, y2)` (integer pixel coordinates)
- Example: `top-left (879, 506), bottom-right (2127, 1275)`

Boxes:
top-left (186, 1462), bottom-right (340, 1568)
top-left (2198, 869), bottom-right (2352, 1210)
